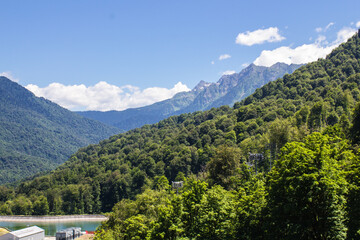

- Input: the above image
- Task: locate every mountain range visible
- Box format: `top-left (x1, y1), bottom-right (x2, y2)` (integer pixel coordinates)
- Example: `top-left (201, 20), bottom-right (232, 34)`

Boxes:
top-left (0, 77), bottom-right (120, 184)
top-left (3, 30), bottom-right (359, 218)
top-left (78, 63), bottom-right (301, 131)
top-left (0, 63), bottom-right (300, 185)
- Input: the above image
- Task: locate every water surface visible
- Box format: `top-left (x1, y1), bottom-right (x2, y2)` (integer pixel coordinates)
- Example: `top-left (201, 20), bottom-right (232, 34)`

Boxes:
top-left (0, 220), bottom-right (102, 236)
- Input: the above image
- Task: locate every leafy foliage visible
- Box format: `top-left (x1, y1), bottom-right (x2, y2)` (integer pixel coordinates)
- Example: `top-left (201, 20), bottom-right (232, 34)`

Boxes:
top-left (266, 133), bottom-right (351, 239)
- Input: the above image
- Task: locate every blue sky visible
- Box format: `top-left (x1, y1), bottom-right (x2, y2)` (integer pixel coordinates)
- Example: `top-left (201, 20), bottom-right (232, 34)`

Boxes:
top-left (1, 0), bottom-right (360, 111)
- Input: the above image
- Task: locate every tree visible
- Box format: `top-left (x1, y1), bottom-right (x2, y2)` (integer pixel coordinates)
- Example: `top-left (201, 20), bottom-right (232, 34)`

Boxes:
top-left (268, 119), bottom-right (292, 161)
top-left (150, 195), bottom-right (183, 240)
top-left (308, 102), bottom-right (327, 131)
top-left (350, 102), bottom-right (360, 145)
top-left (197, 185), bottom-right (236, 240)
top-left (12, 196), bottom-right (33, 215)
top-left (181, 178), bottom-right (208, 238)
top-left (235, 175), bottom-right (266, 240)
top-left (347, 160), bottom-right (360, 239)
top-left (121, 215), bottom-right (149, 240)
top-left (207, 145), bottom-right (241, 188)
top-left (266, 133), bottom-right (350, 239)
top-left (294, 106), bottom-right (310, 127)
top-left (32, 195), bottom-right (49, 215)
top-left (0, 201), bottom-right (13, 215)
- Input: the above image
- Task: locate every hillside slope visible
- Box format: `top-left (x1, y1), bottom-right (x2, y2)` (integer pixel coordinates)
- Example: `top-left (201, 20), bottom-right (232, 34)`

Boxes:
top-left (2, 31), bottom-right (360, 216)
top-left (0, 77), bottom-right (120, 184)
top-left (78, 63), bottom-right (301, 131)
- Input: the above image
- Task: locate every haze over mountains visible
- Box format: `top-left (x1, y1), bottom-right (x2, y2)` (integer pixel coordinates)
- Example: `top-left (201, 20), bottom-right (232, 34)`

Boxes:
top-left (78, 63), bottom-right (301, 131)
top-left (0, 77), bottom-right (120, 184)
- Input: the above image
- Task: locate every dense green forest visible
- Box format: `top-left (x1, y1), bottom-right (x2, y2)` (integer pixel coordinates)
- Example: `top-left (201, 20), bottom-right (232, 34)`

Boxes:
top-left (0, 77), bottom-right (120, 184)
top-left (1, 31), bottom-right (360, 239)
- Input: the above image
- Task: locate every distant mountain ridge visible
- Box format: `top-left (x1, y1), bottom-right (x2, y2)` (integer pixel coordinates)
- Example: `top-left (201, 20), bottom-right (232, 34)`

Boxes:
top-left (78, 63), bottom-right (302, 131)
top-left (0, 77), bottom-right (120, 184)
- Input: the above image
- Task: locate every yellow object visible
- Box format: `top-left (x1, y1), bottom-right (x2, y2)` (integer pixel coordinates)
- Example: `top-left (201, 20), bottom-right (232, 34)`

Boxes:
top-left (0, 227), bottom-right (10, 236)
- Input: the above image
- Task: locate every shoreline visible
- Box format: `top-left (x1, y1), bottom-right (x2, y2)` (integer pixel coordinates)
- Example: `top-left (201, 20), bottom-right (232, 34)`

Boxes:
top-left (0, 215), bottom-right (108, 223)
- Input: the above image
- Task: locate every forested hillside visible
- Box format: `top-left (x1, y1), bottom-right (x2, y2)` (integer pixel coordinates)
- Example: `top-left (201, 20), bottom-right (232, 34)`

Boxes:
top-left (1, 31), bottom-right (360, 239)
top-left (0, 77), bottom-right (120, 184)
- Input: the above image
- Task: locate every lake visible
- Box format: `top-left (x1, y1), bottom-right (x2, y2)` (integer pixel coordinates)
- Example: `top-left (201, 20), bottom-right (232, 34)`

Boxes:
top-left (0, 220), bottom-right (103, 236)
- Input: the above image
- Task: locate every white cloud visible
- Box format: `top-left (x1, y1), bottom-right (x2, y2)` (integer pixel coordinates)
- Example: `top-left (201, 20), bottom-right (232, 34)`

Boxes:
top-left (356, 21), bottom-right (360, 28)
top-left (235, 27), bottom-right (285, 46)
top-left (211, 61), bottom-right (215, 65)
top-left (315, 27), bottom-right (323, 33)
top-left (254, 26), bottom-right (357, 67)
top-left (335, 27), bottom-right (357, 44)
top-left (219, 54), bottom-right (231, 60)
top-left (0, 71), bottom-right (19, 82)
top-left (222, 70), bottom-right (236, 76)
top-left (325, 22), bottom-right (335, 31)
top-left (26, 81), bottom-right (190, 111)
top-left (242, 63), bottom-right (250, 68)
top-left (315, 22), bottom-right (334, 33)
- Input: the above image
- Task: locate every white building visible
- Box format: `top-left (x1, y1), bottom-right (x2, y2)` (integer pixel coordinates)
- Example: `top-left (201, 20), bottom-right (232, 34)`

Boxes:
top-left (0, 226), bottom-right (44, 240)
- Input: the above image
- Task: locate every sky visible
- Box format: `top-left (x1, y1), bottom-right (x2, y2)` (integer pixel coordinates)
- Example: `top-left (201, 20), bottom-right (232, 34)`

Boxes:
top-left (1, 0), bottom-right (360, 111)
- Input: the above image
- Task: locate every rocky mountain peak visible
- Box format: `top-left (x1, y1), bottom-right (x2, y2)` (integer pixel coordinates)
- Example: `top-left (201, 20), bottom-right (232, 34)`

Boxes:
top-left (193, 80), bottom-right (213, 91)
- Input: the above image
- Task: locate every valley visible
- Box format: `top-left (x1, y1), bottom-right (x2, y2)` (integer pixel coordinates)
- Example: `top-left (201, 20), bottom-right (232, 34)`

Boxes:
top-left (1, 29), bottom-right (360, 239)
top-left (1, 2), bottom-right (360, 238)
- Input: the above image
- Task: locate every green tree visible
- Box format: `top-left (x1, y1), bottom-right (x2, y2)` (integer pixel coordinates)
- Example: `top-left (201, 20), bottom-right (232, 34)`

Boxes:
top-left (235, 175), bottom-right (266, 240)
top-left (197, 185), bottom-right (236, 240)
top-left (0, 201), bottom-right (13, 215)
top-left (154, 176), bottom-right (170, 191)
top-left (266, 133), bottom-right (349, 239)
top-left (350, 102), bottom-right (360, 145)
top-left (294, 106), bottom-right (310, 127)
top-left (307, 102), bottom-right (327, 131)
top-left (181, 178), bottom-right (208, 238)
top-left (121, 215), bottom-right (149, 240)
top-left (32, 195), bottom-right (49, 215)
top-left (150, 195), bottom-right (183, 240)
top-left (12, 196), bottom-right (33, 215)
top-left (207, 145), bottom-right (241, 188)
top-left (346, 151), bottom-right (360, 239)
top-left (268, 119), bottom-right (292, 161)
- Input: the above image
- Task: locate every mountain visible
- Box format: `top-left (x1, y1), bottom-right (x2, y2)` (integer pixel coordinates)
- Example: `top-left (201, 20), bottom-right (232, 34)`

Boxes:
top-left (78, 63), bottom-right (301, 131)
top-left (0, 77), bottom-right (120, 184)
top-left (3, 30), bottom-right (360, 219)
top-left (175, 62), bottom-right (302, 113)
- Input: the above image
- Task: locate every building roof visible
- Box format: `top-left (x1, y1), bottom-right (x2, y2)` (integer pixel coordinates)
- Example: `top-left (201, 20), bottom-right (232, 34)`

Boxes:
top-left (10, 226), bottom-right (44, 238)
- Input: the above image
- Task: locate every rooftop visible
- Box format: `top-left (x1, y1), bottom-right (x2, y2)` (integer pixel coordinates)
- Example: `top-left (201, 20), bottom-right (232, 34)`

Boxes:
top-left (10, 226), bottom-right (44, 238)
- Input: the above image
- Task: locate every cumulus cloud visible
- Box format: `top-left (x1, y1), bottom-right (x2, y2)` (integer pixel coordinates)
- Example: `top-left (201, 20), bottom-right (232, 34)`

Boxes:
top-left (335, 27), bottom-right (357, 44)
top-left (356, 21), bottom-right (360, 28)
top-left (254, 26), bottom-right (357, 67)
top-left (211, 61), bottom-right (215, 65)
top-left (219, 54), bottom-right (231, 60)
top-left (26, 81), bottom-right (190, 111)
top-left (235, 27), bottom-right (285, 46)
top-left (0, 71), bottom-right (19, 82)
top-left (222, 70), bottom-right (236, 76)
